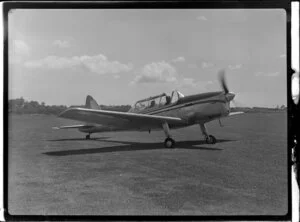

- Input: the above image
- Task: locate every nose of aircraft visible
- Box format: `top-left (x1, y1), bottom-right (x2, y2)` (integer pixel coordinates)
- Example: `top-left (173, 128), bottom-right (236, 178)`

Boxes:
top-left (226, 92), bottom-right (235, 101)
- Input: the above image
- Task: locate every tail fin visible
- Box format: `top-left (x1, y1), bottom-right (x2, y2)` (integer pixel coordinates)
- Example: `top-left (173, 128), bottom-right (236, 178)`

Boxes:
top-left (85, 95), bottom-right (101, 109)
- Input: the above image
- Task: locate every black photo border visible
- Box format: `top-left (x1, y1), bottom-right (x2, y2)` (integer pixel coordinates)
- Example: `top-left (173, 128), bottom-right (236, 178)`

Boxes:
top-left (2, 0), bottom-right (294, 221)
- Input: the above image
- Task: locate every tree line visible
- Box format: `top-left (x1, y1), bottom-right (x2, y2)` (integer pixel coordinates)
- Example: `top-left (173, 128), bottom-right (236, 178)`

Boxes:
top-left (8, 97), bottom-right (131, 115)
top-left (8, 97), bottom-right (286, 115)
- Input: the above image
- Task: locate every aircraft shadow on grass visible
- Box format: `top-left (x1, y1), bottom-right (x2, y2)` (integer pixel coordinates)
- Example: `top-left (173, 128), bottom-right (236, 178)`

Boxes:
top-left (47, 136), bottom-right (111, 142)
top-left (43, 138), bottom-right (234, 157)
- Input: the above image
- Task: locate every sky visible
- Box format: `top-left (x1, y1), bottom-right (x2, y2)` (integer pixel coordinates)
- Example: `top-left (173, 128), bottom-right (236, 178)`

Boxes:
top-left (8, 9), bottom-right (287, 107)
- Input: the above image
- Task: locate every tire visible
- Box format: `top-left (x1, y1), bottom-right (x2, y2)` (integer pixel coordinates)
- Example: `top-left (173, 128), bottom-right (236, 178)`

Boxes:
top-left (206, 135), bottom-right (216, 144)
top-left (164, 138), bottom-right (175, 148)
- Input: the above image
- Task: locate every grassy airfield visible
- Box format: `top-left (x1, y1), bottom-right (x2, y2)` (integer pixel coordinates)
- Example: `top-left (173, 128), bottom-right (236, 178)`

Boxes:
top-left (8, 112), bottom-right (288, 215)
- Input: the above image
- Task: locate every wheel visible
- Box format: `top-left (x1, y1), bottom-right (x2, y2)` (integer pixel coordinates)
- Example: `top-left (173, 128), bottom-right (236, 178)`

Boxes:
top-left (205, 135), bottom-right (216, 144)
top-left (86, 134), bottom-right (90, 140)
top-left (164, 138), bottom-right (175, 148)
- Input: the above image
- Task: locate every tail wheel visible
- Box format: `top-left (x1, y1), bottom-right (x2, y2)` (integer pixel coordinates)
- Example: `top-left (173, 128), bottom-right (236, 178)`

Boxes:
top-left (206, 135), bottom-right (217, 144)
top-left (164, 138), bottom-right (175, 148)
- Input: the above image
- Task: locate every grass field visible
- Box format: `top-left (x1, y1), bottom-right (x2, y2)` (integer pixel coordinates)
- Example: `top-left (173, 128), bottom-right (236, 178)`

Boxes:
top-left (8, 112), bottom-right (288, 215)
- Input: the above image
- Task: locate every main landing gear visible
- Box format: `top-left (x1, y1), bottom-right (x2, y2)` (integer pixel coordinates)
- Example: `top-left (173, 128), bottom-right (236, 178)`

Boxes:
top-left (199, 124), bottom-right (217, 144)
top-left (162, 122), bottom-right (175, 148)
top-left (161, 122), bottom-right (217, 148)
top-left (85, 133), bottom-right (91, 140)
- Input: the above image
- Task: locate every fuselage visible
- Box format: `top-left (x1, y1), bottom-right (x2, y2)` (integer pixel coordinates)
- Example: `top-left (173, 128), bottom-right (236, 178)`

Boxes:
top-left (78, 91), bottom-right (232, 134)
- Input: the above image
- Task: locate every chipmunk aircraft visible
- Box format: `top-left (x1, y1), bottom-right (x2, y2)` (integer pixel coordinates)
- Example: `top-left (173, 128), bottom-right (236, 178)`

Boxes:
top-left (54, 70), bottom-right (243, 148)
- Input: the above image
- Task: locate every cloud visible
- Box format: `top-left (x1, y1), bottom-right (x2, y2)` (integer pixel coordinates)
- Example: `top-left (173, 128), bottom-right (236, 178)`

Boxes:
top-left (188, 64), bottom-right (198, 69)
top-left (171, 56), bottom-right (185, 63)
top-left (24, 54), bottom-right (133, 75)
top-left (201, 62), bottom-right (214, 69)
top-left (114, 75), bottom-right (120, 79)
top-left (53, 40), bottom-right (71, 48)
top-left (131, 61), bottom-right (177, 84)
top-left (180, 78), bottom-right (213, 89)
top-left (13, 40), bottom-right (30, 55)
top-left (178, 78), bottom-right (198, 88)
top-left (228, 64), bottom-right (243, 70)
top-left (9, 40), bottom-right (31, 64)
top-left (197, 16), bottom-right (207, 21)
top-left (266, 72), bottom-right (280, 77)
top-left (279, 54), bottom-right (286, 58)
top-left (255, 71), bottom-right (280, 77)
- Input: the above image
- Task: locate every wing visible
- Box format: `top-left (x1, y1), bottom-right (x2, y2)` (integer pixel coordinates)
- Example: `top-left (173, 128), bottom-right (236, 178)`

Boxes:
top-left (58, 107), bottom-right (186, 128)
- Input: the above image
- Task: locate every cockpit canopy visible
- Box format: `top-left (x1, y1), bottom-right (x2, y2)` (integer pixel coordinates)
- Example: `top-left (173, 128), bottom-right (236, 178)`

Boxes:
top-left (130, 90), bottom-right (185, 112)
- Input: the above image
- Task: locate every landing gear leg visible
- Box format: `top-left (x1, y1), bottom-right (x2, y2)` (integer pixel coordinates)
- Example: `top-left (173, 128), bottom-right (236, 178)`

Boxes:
top-left (162, 122), bottom-right (175, 148)
top-left (85, 133), bottom-right (91, 140)
top-left (199, 124), bottom-right (217, 144)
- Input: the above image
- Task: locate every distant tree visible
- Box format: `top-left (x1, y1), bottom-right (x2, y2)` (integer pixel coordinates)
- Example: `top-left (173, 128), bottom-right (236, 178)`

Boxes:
top-left (8, 97), bottom-right (131, 115)
top-left (101, 105), bottom-right (131, 112)
top-left (14, 97), bottom-right (25, 107)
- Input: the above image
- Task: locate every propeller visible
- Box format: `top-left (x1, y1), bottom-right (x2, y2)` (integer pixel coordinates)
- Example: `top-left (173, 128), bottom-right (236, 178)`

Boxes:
top-left (218, 69), bottom-right (235, 102)
top-left (218, 69), bottom-right (229, 94)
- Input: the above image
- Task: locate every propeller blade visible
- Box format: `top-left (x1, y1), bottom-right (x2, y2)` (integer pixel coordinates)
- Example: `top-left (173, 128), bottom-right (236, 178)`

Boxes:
top-left (218, 69), bottom-right (229, 94)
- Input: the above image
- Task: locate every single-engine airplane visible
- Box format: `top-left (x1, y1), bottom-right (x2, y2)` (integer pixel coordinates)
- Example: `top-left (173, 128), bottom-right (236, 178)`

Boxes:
top-left (54, 70), bottom-right (243, 148)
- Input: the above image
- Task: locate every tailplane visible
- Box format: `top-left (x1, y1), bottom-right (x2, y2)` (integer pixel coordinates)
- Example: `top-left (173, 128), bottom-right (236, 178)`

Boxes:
top-left (85, 95), bottom-right (101, 110)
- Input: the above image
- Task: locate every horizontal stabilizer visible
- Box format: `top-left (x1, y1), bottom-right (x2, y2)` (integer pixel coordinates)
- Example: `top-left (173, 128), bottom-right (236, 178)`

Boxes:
top-left (229, 111), bottom-right (244, 116)
top-left (52, 124), bottom-right (86, 130)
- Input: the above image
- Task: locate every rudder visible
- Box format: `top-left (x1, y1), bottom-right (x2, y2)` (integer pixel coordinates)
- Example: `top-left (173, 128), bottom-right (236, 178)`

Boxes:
top-left (85, 95), bottom-right (101, 109)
